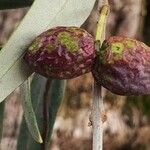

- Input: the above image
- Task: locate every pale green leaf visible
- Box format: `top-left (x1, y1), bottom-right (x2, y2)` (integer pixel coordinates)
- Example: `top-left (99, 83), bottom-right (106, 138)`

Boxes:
top-left (17, 74), bottom-right (47, 150)
top-left (26, 79), bottom-right (66, 149)
top-left (46, 80), bottom-right (66, 149)
top-left (20, 79), bottom-right (43, 143)
top-left (0, 57), bottom-right (32, 103)
top-left (17, 118), bottom-right (29, 150)
top-left (0, 0), bottom-right (95, 103)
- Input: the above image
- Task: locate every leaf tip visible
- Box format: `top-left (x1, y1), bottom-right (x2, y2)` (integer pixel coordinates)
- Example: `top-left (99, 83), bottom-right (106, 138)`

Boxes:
top-left (38, 136), bottom-right (43, 143)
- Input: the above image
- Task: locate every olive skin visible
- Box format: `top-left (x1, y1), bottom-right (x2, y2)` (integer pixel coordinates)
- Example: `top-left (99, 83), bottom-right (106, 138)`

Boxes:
top-left (24, 26), bottom-right (95, 79)
top-left (92, 36), bottom-right (150, 95)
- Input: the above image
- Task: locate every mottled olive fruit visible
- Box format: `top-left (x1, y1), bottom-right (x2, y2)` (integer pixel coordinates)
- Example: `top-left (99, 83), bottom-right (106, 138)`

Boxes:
top-left (92, 36), bottom-right (150, 95)
top-left (24, 26), bottom-right (95, 79)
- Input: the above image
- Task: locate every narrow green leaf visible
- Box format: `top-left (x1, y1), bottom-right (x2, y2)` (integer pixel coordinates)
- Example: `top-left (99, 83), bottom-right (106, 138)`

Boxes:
top-left (17, 74), bottom-right (47, 150)
top-left (18, 77), bottom-right (66, 149)
top-left (0, 0), bottom-right (33, 9)
top-left (46, 80), bottom-right (66, 149)
top-left (17, 118), bottom-right (29, 150)
top-left (0, 0), bottom-right (95, 103)
top-left (24, 74), bottom-right (47, 150)
top-left (26, 99), bottom-right (44, 150)
top-left (0, 101), bottom-right (5, 141)
top-left (30, 74), bottom-right (47, 110)
top-left (20, 79), bottom-right (43, 143)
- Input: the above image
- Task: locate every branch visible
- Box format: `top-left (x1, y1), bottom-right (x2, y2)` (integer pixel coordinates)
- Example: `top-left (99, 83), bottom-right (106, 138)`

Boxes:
top-left (0, 0), bottom-right (33, 10)
top-left (92, 1), bottom-right (109, 150)
top-left (92, 83), bottom-right (103, 150)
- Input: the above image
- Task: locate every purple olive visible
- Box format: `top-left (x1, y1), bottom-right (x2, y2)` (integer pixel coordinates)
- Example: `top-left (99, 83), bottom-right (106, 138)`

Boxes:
top-left (92, 36), bottom-right (150, 95)
top-left (24, 26), bottom-right (95, 79)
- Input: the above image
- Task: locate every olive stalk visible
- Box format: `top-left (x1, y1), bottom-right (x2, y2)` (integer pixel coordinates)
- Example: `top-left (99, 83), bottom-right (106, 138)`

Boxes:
top-left (92, 1), bottom-right (109, 150)
top-left (95, 4), bottom-right (109, 42)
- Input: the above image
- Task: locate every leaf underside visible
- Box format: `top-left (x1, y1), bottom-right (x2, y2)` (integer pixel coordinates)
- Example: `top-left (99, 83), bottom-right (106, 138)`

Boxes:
top-left (0, 0), bottom-right (95, 103)
top-left (20, 79), bottom-right (43, 143)
top-left (17, 74), bottom-right (47, 150)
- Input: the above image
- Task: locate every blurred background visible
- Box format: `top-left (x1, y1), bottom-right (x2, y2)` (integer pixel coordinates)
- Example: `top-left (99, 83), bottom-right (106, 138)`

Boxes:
top-left (0, 0), bottom-right (150, 149)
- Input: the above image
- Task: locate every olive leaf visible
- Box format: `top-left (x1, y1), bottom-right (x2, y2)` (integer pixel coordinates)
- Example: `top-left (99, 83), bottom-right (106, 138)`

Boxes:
top-left (17, 118), bottom-right (31, 150)
top-left (45, 80), bottom-right (66, 149)
top-left (17, 74), bottom-right (47, 150)
top-left (18, 76), bottom-right (66, 150)
top-left (20, 78), bottom-right (43, 143)
top-left (0, 0), bottom-right (96, 103)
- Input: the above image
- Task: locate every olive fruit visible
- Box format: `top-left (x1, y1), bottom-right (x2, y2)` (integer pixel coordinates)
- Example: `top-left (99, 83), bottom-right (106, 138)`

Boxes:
top-left (92, 36), bottom-right (150, 95)
top-left (24, 26), bottom-right (95, 79)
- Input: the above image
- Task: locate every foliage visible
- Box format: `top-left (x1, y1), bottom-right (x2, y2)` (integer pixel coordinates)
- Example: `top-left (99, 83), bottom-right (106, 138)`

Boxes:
top-left (0, 0), bottom-right (95, 103)
top-left (0, 0), bottom-right (95, 149)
